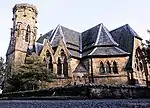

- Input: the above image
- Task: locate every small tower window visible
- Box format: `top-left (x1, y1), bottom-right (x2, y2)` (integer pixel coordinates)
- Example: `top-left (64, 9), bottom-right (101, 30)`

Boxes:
top-left (25, 25), bottom-right (30, 42)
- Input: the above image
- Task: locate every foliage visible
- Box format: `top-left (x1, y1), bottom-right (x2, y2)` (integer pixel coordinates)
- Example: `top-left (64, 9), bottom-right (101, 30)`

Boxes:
top-left (7, 54), bottom-right (55, 92)
top-left (142, 40), bottom-right (150, 63)
top-left (0, 57), bottom-right (5, 76)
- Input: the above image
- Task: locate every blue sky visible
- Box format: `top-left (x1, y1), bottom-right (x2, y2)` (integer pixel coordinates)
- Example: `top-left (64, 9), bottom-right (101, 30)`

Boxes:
top-left (1, 0), bottom-right (150, 59)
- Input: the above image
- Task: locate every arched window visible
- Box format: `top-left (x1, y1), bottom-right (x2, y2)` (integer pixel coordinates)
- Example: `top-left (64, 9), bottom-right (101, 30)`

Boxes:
top-left (60, 49), bottom-right (68, 77)
top-left (106, 61), bottom-right (111, 73)
top-left (99, 61), bottom-right (105, 74)
top-left (57, 57), bottom-right (62, 75)
top-left (25, 25), bottom-right (30, 42)
top-left (63, 55), bottom-right (68, 77)
top-left (135, 48), bottom-right (145, 72)
top-left (113, 61), bottom-right (118, 74)
top-left (17, 22), bottom-right (22, 37)
top-left (139, 62), bottom-right (143, 72)
top-left (46, 50), bottom-right (53, 72)
top-left (60, 49), bottom-right (65, 57)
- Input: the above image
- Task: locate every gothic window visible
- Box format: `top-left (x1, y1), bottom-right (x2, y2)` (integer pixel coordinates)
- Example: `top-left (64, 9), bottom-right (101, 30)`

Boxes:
top-left (46, 50), bottom-right (53, 72)
top-left (135, 48), bottom-right (144, 72)
top-left (77, 76), bottom-right (81, 82)
top-left (60, 49), bottom-right (68, 77)
top-left (106, 61), bottom-right (111, 73)
top-left (25, 25), bottom-right (30, 42)
top-left (63, 55), bottom-right (68, 77)
top-left (137, 65), bottom-right (139, 71)
top-left (61, 49), bottom-right (65, 57)
top-left (139, 62), bottom-right (143, 71)
top-left (113, 61), bottom-right (118, 74)
top-left (57, 57), bottom-right (62, 76)
top-left (99, 61), bottom-right (105, 74)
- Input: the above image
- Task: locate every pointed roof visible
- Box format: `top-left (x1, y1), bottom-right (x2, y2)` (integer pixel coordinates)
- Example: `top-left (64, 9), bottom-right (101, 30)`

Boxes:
top-left (82, 23), bottom-right (129, 57)
top-left (37, 25), bottom-right (81, 58)
top-left (36, 23), bottom-right (130, 58)
top-left (37, 30), bottom-right (53, 44)
top-left (110, 24), bottom-right (142, 40)
top-left (82, 24), bottom-right (101, 51)
top-left (110, 24), bottom-right (142, 53)
top-left (81, 23), bottom-right (118, 51)
top-left (96, 24), bottom-right (118, 46)
top-left (73, 61), bottom-right (88, 73)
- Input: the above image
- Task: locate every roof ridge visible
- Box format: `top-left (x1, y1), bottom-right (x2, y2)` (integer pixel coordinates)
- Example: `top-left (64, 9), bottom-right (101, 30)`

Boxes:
top-left (126, 24), bottom-right (142, 40)
top-left (58, 24), bottom-right (81, 33)
top-left (95, 24), bottom-right (118, 46)
top-left (110, 24), bottom-right (142, 40)
top-left (82, 23), bottom-right (102, 34)
top-left (50, 25), bottom-right (60, 44)
top-left (94, 24), bottom-right (102, 45)
top-left (110, 24), bottom-right (128, 32)
top-left (103, 25), bottom-right (119, 46)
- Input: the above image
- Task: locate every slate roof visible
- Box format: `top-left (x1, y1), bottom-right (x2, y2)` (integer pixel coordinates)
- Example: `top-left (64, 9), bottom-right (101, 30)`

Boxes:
top-left (35, 23), bottom-right (130, 58)
top-left (88, 47), bottom-right (129, 56)
top-left (37, 30), bottom-right (53, 44)
top-left (73, 61), bottom-right (88, 73)
top-left (110, 24), bottom-right (142, 68)
top-left (110, 24), bottom-right (142, 53)
top-left (27, 42), bottom-right (44, 55)
top-left (81, 23), bottom-right (129, 57)
top-left (37, 25), bottom-right (81, 58)
top-left (82, 24), bottom-right (100, 51)
top-left (35, 42), bottom-right (44, 55)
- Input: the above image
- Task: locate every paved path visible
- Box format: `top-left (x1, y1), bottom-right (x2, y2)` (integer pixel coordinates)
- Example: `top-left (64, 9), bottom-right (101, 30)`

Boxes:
top-left (0, 99), bottom-right (150, 108)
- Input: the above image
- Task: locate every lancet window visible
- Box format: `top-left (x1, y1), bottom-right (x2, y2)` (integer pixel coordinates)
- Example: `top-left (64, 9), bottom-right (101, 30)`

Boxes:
top-left (99, 61), bottom-right (105, 74)
top-left (46, 50), bottom-right (53, 72)
top-left (25, 25), bottom-right (30, 42)
top-left (106, 61), bottom-right (111, 73)
top-left (113, 61), bottom-right (118, 74)
top-left (57, 49), bottom-right (68, 77)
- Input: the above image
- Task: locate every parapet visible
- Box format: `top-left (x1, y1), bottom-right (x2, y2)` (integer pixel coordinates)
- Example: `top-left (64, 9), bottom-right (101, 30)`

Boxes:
top-left (13, 3), bottom-right (38, 15)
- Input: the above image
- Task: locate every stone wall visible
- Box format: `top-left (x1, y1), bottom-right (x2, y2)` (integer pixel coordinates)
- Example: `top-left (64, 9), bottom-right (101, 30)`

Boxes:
top-left (92, 57), bottom-right (129, 75)
top-left (1, 84), bottom-right (150, 99)
top-left (132, 37), bottom-right (148, 86)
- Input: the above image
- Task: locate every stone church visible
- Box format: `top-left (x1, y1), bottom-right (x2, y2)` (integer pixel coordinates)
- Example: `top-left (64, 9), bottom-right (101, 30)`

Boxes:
top-left (6, 3), bottom-right (150, 87)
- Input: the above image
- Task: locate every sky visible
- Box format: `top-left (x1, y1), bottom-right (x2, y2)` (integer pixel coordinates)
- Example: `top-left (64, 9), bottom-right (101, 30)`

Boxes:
top-left (0, 0), bottom-right (150, 59)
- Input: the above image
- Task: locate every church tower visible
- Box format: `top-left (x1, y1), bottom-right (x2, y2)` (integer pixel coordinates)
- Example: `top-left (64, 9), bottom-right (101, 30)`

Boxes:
top-left (6, 3), bottom-right (38, 73)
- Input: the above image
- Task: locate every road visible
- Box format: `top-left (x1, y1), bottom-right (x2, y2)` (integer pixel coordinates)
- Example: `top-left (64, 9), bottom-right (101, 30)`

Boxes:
top-left (0, 99), bottom-right (150, 108)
